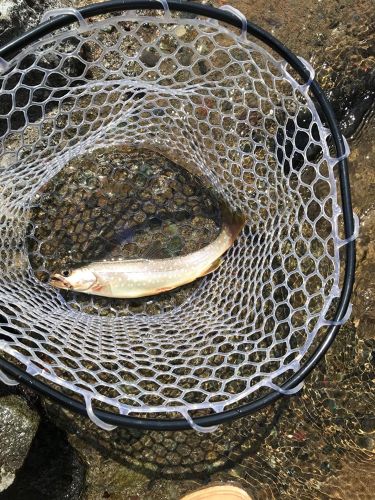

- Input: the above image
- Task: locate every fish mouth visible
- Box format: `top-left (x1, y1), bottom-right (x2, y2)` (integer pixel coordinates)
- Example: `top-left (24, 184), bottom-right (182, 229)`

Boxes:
top-left (50, 274), bottom-right (73, 290)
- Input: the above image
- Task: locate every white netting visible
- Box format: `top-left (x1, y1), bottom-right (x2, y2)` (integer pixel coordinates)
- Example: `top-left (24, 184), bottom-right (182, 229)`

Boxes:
top-left (0, 9), bottom-right (349, 430)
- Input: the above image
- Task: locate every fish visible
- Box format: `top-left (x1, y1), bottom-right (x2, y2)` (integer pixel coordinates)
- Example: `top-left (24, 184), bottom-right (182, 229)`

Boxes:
top-left (50, 207), bottom-right (246, 299)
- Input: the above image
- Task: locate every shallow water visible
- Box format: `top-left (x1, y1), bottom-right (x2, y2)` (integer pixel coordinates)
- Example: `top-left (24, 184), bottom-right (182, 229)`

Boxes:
top-left (55, 1), bottom-right (374, 499)
top-left (1, 0), bottom-right (374, 498)
top-left (41, 318), bottom-right (373, 499)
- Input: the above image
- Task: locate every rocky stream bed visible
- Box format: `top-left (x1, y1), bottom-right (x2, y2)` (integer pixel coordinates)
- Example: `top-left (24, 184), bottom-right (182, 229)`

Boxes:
top-left (0, 0), bottom-right (374, 499)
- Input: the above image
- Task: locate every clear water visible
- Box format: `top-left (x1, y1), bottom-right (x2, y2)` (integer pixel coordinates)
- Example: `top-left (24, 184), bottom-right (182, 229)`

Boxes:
top-left (1, 0), bottom-right (374, 498)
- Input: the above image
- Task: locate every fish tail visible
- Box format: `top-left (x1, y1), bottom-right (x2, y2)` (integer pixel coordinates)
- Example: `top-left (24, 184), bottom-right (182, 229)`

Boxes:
top-left (220, 202), bottom-right (247, 242)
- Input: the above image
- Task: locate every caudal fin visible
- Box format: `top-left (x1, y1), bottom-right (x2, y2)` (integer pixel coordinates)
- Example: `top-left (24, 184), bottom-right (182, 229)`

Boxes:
top-left (220, 202), bottom-right (247, 242)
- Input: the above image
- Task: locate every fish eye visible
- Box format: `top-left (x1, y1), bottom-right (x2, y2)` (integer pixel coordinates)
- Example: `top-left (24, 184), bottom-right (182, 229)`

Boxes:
top-left (61, 269), bottom-right (71, 278)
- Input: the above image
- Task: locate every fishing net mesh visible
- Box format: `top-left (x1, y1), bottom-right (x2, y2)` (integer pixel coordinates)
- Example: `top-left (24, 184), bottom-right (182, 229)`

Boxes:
top-left (0, 9), bottom-right (351, 430)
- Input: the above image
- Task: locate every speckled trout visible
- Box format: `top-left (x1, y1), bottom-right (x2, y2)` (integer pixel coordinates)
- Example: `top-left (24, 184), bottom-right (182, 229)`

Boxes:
top-left (50, 210), bottom-right (246, 298)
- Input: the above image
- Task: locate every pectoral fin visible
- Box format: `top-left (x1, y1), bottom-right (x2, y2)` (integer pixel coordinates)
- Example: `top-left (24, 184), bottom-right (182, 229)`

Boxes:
top-left (154, 285), bottom-right (176, 294)
top-left (92, 283), bottom-right (105, 293)
top-left (200, 257), bottom-right (222, 277)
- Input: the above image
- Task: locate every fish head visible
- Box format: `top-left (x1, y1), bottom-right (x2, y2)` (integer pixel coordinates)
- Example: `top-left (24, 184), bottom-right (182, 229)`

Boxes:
top-left (50, 267), bottom-right (97, 292)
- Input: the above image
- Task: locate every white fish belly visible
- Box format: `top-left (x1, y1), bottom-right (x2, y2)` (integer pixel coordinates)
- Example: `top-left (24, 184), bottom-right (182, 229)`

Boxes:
top-left (96, 267), bottom-right (202, 298)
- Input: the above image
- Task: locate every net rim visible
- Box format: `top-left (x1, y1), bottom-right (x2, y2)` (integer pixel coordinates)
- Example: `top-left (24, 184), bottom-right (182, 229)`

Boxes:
top-left (0, 0), bottom-right (356, 431)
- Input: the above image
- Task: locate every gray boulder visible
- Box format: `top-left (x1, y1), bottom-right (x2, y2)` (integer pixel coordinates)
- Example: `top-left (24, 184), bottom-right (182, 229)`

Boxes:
top-left (0, 0), bottom-right (73, 47)
top-left (0, 395), bottom-right (40, 493)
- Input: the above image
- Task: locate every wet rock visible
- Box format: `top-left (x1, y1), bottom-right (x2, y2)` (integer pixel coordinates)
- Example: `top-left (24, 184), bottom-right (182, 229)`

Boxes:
top-left (229, 0), bottom-right (375, 138)
top-left (330, 85), bottom-right (375, 139)
top-left (68, 434), bottom-right (149, 500)
top-left (0, 0), bottom-right (73, 47)
top-left (42, 398), bottom-right (274, 499)
top-left (0, 395), bottom-right (40, 493)
top-left (349, 113), bottom-right (375, 340)
top-left (4, 419), bottom-right (86, 500)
